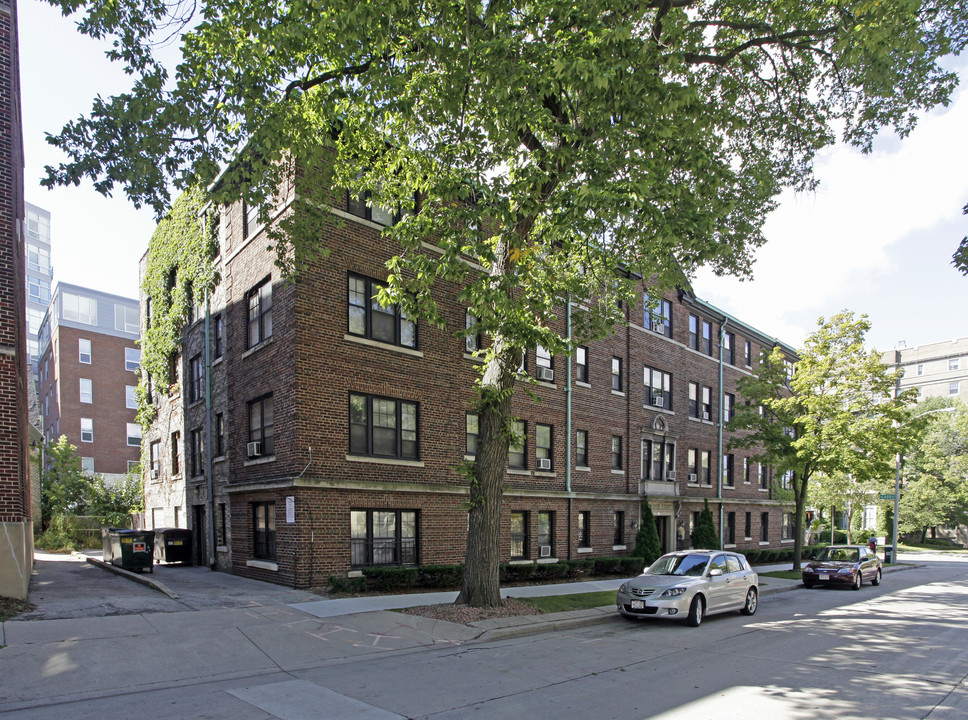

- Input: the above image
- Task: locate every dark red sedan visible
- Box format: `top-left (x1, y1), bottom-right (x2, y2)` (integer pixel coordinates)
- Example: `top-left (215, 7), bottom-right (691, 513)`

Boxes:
top-left (802, 545), bottom-right (883, 590)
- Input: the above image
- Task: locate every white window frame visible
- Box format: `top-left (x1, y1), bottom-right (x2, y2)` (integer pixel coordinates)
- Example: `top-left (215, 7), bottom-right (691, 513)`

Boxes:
top-left (125, 347), bottom-right (141, 372)
top-left (79, 378), bottom-right (93, 404)
top-left (79, 338), bottom-right (92, 364)
top-left (81, 418), bottom-right (93, 443)
top-left (126, 385), bottom-right (138, 409)
top-left (126, 423), bottom-right (142, 447)
top-left (63, 292), bottom-right (98, 325)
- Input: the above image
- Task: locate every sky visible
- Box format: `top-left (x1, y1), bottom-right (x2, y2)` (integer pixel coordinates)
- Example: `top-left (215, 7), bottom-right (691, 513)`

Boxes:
top-left (18, 2), bottom-right (968, 353)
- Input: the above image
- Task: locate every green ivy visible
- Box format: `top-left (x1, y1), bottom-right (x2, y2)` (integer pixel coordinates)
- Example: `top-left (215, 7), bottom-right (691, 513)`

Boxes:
top-left (137, 187), bottom-right (217, 430)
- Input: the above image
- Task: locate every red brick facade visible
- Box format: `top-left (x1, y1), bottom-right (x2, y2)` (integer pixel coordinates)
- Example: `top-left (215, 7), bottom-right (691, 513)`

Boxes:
top-left (144, 184), bottom-right (796, 589)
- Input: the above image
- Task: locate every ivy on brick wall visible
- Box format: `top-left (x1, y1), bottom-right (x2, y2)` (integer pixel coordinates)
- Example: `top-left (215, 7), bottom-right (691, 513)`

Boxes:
top-left (137, 186), bottom-right (217, 429)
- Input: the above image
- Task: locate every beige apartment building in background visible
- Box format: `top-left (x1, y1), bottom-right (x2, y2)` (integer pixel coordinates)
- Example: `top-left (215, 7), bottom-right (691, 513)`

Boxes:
top-left (884, 337), bottom-right (968, 403)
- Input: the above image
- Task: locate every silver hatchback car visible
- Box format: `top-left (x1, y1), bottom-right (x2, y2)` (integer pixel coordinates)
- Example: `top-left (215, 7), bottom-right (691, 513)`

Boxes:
top-left (616, 550), bottom-right (759, 627)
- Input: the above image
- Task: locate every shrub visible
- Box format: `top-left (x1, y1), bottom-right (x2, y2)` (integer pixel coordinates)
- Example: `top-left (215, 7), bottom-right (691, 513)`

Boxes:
top-left (362, 566), bottom-right (418, 592)
top-left (691, 498), bottom-right (720, 550)
top-left (500, 563), bottom-right (536, 583)
top-left (592, 557), bottom-right (626, 575)
top-left (633, 500), bottom-right (662, 565)
top-left (564, 559), bottom-right (594, 578)
top-left (620, 556), bottom-right (646, 575)
top-left (328, 575), bottom-right (366, 594)
top-left (744, 549), bottom-right (761, 564)
top-left (418, 564), bottom-right (464, 589)
top-left (533, 561), bottom-right (571, 580)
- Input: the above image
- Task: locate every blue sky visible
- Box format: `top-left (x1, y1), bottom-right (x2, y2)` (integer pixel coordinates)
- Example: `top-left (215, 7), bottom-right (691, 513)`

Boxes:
top-left (19, 1), bottom-right (968, 353)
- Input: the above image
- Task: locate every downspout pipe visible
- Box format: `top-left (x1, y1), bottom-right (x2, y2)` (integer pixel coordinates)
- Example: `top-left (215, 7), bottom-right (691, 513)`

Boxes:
top-left (717, 317), bottom-right (728, 549)
top-left (204, 288), bottom-right (216, 569)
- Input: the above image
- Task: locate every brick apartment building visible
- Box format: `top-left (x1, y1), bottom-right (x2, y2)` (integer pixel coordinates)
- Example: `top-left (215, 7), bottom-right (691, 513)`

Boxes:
top-left (142, 182), bottom-right (798, 589)
top-left (0, 0), bottom-right (32, 600)
top-left (37, 283), bottom-right (141, 484)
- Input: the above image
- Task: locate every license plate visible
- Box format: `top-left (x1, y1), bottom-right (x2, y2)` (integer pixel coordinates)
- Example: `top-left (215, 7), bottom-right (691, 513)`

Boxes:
top-left (630, 600), bottom-right (645, 610)
top-left (818, 574), bottom-right (829, 581)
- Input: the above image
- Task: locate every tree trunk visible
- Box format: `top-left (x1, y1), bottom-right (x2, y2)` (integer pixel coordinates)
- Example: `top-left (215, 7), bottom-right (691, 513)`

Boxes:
top-left (456, 336), bottom-right (519, 607)
top-left (920, 527), bottom-right (928, 544)
top-left (792, 479), bottom-right (808, 571)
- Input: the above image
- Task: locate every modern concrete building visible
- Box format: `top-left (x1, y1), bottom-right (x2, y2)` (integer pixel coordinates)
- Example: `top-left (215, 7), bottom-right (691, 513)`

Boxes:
top-left (884, 337), bottom-right (968, 403)
top-left (37, 283), bottom-right (141, 485)
top-left (0, 0), bottom-right (32, 601)
top-left (24, 202), bottom-right (52, 380)
top-left (142, 183), bottom-right (798, 588)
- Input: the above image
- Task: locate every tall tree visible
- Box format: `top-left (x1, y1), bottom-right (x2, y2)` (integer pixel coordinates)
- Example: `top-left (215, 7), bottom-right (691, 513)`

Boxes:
top-left (729, 312), bottom-right (910, 570)
top-left (41, 436), bottom-right (91, 529)
top-left (41, 0), bottom-right (967, 605)
top-left (808, 471), bottom-right (883, 544)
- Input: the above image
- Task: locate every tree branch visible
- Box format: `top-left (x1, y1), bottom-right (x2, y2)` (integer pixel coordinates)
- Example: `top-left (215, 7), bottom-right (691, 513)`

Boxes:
top-left (283, 57), bottom-right (383, 100)
top-left (683, 27), bottom-right (837, 66)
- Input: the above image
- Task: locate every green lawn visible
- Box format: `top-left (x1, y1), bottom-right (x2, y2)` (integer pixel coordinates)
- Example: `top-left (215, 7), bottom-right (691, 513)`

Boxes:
top-left (515, 590), bottom-right (616, 613)
top-left (758, 570), bottom-right (802, 580)
top-left (897, 540), bottom-right (968, 554)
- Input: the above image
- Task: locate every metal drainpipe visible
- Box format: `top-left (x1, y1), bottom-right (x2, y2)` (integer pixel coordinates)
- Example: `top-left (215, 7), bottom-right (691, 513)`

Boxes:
top-left (717, 317), bottom-right (728, 549)
top-left (204, 288), bottom-right (216, 569)
top-left (566, 298), bottom-right (573, 559)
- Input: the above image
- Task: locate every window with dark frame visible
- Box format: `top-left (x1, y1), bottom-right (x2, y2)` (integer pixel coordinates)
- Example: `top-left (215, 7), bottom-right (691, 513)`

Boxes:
top-left (612, 356), bottom-right (622, 391)
top-left (701, 450), bottom-right (711, 485)
top-left (508, 420), bottom-right (526, 468)
top-left (745, 512), bottom-right (752, 539)
top-left (688, 448), bottom-right (698, 481)
top-left (217, 503), bottom-right (227, 546)
top-left (576, 346), bottom-right (588, 383)
top-left (213, 314), bottom-right (224, 358)
top-left (613, 511), bottom-right (625, 546)
top-left (723, 454), bottom-right (734, 486)
top-left (248, 394), bottom-right (275, 457)
top-left (744, 340), bottom-right (753, 366)
top-left (760, 511), bottom-right (770, 542)
top-left (150, 440), bottom-right (161, 478)
top-left (510, 511), bottom-right (528, 559)
top-left (701, 386), bottom-right (713, 420)
top-left (688, 382), bottom-right (699, 418)
top-left (782, 512), bottom-right (794, 540)
top-left (350, 509), bottom-right (418, 567)
top-left (724, 392), bottom-right (735, 422)
top-left (246, 278), bottom-right (273, 348)
top-left (701, 320), bottom-right (712, 355)
top-left (726, 512), bottom-right (736, 545)
top-left (347, 273), bottom-right (416, 349)
top-left (190, 428), bottom-right (204, 477)
top-left (346, 189), bottom-right (406, 226)
top-left (644, 366), bottom-right (672, 409)
top-left (643, 438), bottom-right (676, 481)
top-left (465, 311), bottom-right (481, 353)
top-left (538, 511), bottom-right (553, 556)
top-left (644, 295), bottom-right (672, 338)
top-left (535, 345), bottom-right (553, 379)
top-left (188, 354), bottom-right (203, 403)
top-left (724, 332), bottom-right (735, 364)
top-left (759, 463), bottom-right (769, 489)
top-left (744, 457), bottom-right (751, 484)
top-left (243, 200), bottom-right (262, 238)
top-left (611, 435), bottom-right (623, 470)
top-left (465, 413), bottom-right (478, 456)
top-left (349, 393), bottom-right (418, 460)
top-left (171, 432), bottom-right (180, 475)
top-left (215, 413), bottom-right (224, 457)
top-left (578, 511), bottom-right (591, 548)
top-left (576, 429), bottom-right (588, 467)
top-left (688, 315), bottom-right (699, 350)
top-left (253, 502), bottom-right (276, 560)
top-left (536, 424), bottom-right (553, 470)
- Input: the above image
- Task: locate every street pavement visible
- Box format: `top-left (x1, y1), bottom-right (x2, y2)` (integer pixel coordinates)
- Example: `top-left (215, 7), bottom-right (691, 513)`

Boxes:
top-left (0, 551), bottom-right (915, 718)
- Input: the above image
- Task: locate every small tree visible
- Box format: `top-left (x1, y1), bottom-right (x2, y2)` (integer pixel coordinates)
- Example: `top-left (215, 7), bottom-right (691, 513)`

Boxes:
top-left (691, 499), bottom-right (720, 550)
top-left (42, 436), bottom-right (91, 530)
top-left (633, 499), bottom-right (662, 566)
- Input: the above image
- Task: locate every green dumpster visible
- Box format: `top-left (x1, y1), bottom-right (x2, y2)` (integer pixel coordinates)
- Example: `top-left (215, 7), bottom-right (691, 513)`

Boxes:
top-left (102, 528), bottom-right (155, 573)
top-left (153, 528), bottom-right (193, 565)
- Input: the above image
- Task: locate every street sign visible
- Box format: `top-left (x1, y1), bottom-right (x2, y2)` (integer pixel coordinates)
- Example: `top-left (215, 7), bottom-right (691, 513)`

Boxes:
top-left (879, 493), bottom-right (895, 500)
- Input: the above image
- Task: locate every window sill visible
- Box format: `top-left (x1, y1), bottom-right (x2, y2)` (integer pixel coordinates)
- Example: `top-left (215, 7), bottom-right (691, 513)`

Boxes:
top-left (744, 536), bottom-right (752, 542)
top-left (611, 390), bottom-right (626, 397)
top-left (758, 487), bottom-right (769, 493)
top-left (534, 470), bottom-right (557, 478)
top-left (644, 405), bottom-right (675, 416)
top-left (536, 557), bottom-right (559, 564)
top-left (242, 336), bottom-right (275, 360)
top-left (575, 465), bottom-right (591, 472)
top-left (246, 559), bottom-right (278, 571)
top-left (781, 538), bottom-right (795, 544)
top-left (575, 380), bottom-right (591, 389)
top-left (213, 455), bottom-right (226, 464)
top-left (244, 455), bottom-right (276, 467)
top-left (577, 547), bottom-right (593, 554)
top-left (535, 380), bottom-right (557, 390)
top-left (723, 484), bottom-right (735, 490)
top-left (462, 353), bottom-right (484, 364)
top-left (216, 545), bottom-right (228, 552)
top-left (612, 544), bottom-right (627, 551)
top-left (344, 334), bottom-right (423, 358)
top-left (509, 559), bottom-right (533, 565)
top-left (507, 468), bottom-right (531, 476)
top-left (346, 455), bottom-right (425, 468)
top-left (187, 399), bottom-right (204, 410)
top-left (759, 541), bottom-right (770, 546)
top-left (348, 570), bottom-right (364, 578)
top-left (611, 469), bottom-right (625, 475)
top-left (211, 356), bottom-right (224, 368)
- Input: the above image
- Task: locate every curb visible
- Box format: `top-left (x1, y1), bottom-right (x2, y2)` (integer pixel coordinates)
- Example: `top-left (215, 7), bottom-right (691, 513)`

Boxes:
top-left (75, 552), bottom-right (180, 599)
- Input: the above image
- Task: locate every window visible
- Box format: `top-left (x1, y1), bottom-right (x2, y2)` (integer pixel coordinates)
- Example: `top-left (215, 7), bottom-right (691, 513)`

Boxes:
top-left (536, 424), bottom-right (553, 470)
top-left (745, 512), bottom-right (752, 539)
top-left (724, 393), bottom-right (735, 422)
top-left (150, 441), bottom-right (161, 478)
top-left (688, 382), bottom-right (699, 418)
top-left (248, 394), bottom-right (275, 457)
top-left (26, 242), bottom-right (50, 274)
top-left (576, 429), bottom-right (588, 467)
top-left (213, 314), bottom-right (224, 358)
top-left (81, 457), bottom-right (94, 475)
top-left (759, 463), bottom-right (769, 489)
top-left (243, 200), bottom-right (262, 238)
top-left (349, 393), bottom-right (417, 460)
top-left (79, 378), bottom-right (93, 404)
top-left (126, 423), bottom-right (141, 447)
top-left (538, 511), bottom-right (553, 555)
top-left (723, 454), bottom-right (734, 486)
top-left (247, 278), bottom-right (273, 348)
top-left (644, 295), bottom-right (672, 338)
top-left (350, 509), bottom-right (417, 566)
top-left (190, 428), bottom-right (204, 476)
top-left (510, 511), bottom-right (528, 559)
top-left (465, 311), bottom-right (480, 353)
top-left (253, 502), bottom-right (276, 560)
top-left (916, 363), bottom-right (924, 376)
top-left (724, 332), bottom-right (735, 364)
top-left (576, 346), bottom-right (588, 383)
top-left (81, 418), bottom-right (93, 443)
top-left (726, 512), bottom-right (736, 545)
top-left (612, 357), bottom-right (622, 392)
top-left (347, 188), bottom-right (404, 226)
top-left (535, 345), bottom-right (553, 377)
top-left (26, 307), bottom-right (44, 335)
top-left (701, 321), bottom-right (712, 355)
top-left (508, 420), bottom-right (526, 469)
top-left (215, 413), bottom-right (224, 457)
top-left (347, 274), bottom-right (416, 348)
top-left (949, 381), bottom-right (960, 396)
top-left (950, 358), bottom-right (961, 371)
top-left (217, 504), bottom-right (227, 546)
top-left (760, 512), bottom-right (770, 542)
top-left (115, 303), bottom-right (139, 333)
top-left (701, 386), bottom-right (713, 420)
top-left (578, 511), bottom-right (591, 548)
top-left (643, 438), bottom-right (675, 481)
top-left (644, 366), bottom-right (672, 409)
top-left (126, 385), bottom-right (137, 409)
top-left (465, 413), bottom-right (478, 457)
top-left (611, 435), bottom-right (623, 470)
top-left (62, 292), bottom-right (97, 325)
top-left (688, 315), bottom-right (699, 350)
top-left (781, 470), bottom-right (793, 489)
top-left (613, 511), bottom-right (625, 546)
top-left (125, 347), bottom-right (140, 372)
top-left (79, 338), bottom-right (92, 364)
top-left (701, 450), bottom-right (711, 485)
top-left (127, 460), bottom-right (140, 473)
top-left (27, 276), bottom-right (51, 304)
top-left (188, 355), bottom-right (203, 403)
top-left (171, 432), bottom-right (181, 475)
top-left (745, 340), bottom-right (752, 367)
top-left (782, 512), bottom-right (793, 540)
top-left (743, 457), bottom-right (751, 484)
top-left (687, 448), bottom-right (698, 482)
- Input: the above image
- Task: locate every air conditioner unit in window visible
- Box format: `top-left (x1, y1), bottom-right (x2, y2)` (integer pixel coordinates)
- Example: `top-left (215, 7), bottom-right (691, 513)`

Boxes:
top-left (539, 545), bottom-right (552, 558)
top-left (247, 441), bottom-right (261, 458)
top-left (651, 391), bottom-right (664, 407)
top-left (537, 367), bottom-right (554, 382)
top-left (688, 473), bottom-right (698, 483)
top-left (538, 458), bottom-right (552, 470)
top-left (666, 470), bottom-right (676, 481)
top-left (651, 320), bottom-right (665, 333)
top-left (151, 468), bottom-right (159, 479)
top-left (702, 411), bottom-right (710, 421)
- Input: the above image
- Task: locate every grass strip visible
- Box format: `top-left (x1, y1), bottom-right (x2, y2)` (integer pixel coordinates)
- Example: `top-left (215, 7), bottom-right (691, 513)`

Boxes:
top-left (514, 590), bottom-right (616, 613)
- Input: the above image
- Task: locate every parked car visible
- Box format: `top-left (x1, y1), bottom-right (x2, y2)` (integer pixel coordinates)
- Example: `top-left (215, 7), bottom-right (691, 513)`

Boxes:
top-left (615, 550), bottom-right (758, 627)
top-left (801, 545), bottom-right (882, 590)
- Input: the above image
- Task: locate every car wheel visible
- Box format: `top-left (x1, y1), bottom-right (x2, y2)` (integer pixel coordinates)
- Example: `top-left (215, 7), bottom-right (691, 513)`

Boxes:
top-left (741, 587), bottom-right (758, 616)
top-left (852, 572), bottom-right (862, 591)
top-left (803, 581), bottom-right (814, 589)
top-left (872, 568), bottom-right (882, 586)
top-left (686, 595), bottom-right (704, 627)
